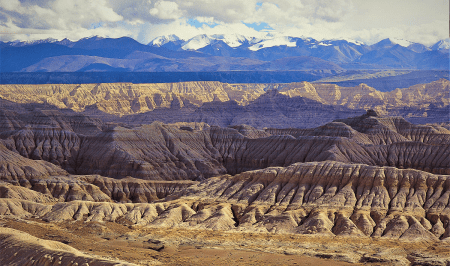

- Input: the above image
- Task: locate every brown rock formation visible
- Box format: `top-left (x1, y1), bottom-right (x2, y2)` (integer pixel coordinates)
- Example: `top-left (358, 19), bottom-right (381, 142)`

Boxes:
top-left (0, 79), bottom-right (447, 128)
top-left (74, 122), bottom-right (226, 180)
top-left (0, 138), bottom-right (197, 203)
top-left (279, 79), bottom-right (449, 115)
top-left (0, 104), bottom-right (104, 135)
top-left (0, 181), bottom-right (56, 203)
top-left (175, 160), bottom-right (450, 240)
top-left (211, 113), bottom-right (450, 175)
top-left (0, 82), bottom-right (266, 116)
top-left (0, 227), bottom-right (136, 266)
top-left (0, 80), bottom-right (448, 265)
top-left (1, 127), bottom-right (81, 171)
top-left (1, 161), bottom-right (449, 243)
top-left (79, 175), bottom-right (197, 203)
top-left (0, 142), bottom-right (67, 183)
top-left (2, 110), bottom-right (447, 181)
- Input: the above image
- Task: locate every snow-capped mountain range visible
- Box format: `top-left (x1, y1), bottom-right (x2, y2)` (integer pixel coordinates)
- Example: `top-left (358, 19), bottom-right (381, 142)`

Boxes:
top-left (1, 34), bottom-right (448, 73)
top-left (149, 34), bottom-right (364, 51)
top-left (149, 34), bottom-right (446, 52)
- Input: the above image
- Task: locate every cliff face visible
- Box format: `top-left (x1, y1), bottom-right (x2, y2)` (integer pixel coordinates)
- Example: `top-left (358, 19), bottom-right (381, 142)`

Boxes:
top-left (0, 79), bottom-right (448, 127)
top-left (0, 110), bottom-right (448, 182)
top-left (279, 79), bottom-right (449, 113)
top-left (1, 127), bottom-right (81, 171)
top-left (0, 102), bottom-right (104, 136)
top-left (0, 82), bottom-right (266, 116)
top-left (0, 142), bottom-right (67, 186)
top-left (74, 122), bottom-right (226, 181)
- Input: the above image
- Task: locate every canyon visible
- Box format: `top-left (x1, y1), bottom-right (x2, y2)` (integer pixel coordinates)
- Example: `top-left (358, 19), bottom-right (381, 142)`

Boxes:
top-left (0, 79), bottom-right (449, 265)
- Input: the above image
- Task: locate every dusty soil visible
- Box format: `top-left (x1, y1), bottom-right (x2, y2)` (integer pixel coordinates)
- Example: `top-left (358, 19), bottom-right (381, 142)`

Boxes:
top-left (2, 216), bottom-right (449, 265)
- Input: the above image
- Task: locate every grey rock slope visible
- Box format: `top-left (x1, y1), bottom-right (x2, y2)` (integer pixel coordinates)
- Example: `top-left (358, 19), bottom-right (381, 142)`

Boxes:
top-left (0, 99), bottom-right (104, 136)
top-left (120, 90), bottom-right (363, 129)
top-left (1, 110), bottom-right (448, 181)
top-left (74, 122), bottom-right (226, 180)
top-left (0, 142), bottom-right (67, 182)
top-left (1, 127), bottom-right (81, 171)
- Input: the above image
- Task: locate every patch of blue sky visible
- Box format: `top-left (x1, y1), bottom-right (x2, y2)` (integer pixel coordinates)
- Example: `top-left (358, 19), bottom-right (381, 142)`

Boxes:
top-left (243, 22), bottom-right (274, 32)
top-left (187, 18), bottom-right (219, 28)
top-left (89, 22), bottom-right (103, 30)
top-left (256, 2), bottom-right (278, 9)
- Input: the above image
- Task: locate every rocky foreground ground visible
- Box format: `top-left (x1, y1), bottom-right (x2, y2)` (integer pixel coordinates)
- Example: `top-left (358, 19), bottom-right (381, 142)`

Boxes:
top-left (0, 80), bottom-right (449, 265)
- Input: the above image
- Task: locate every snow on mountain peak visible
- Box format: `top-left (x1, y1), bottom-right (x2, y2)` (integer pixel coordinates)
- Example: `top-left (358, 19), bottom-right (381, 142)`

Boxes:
top-left (389, 38), bottom-right (412, 47)
top-left (148, 34), bottom-right (439, 52)
top-left (150, 34), bottom-right (181, 47)
top-left (340, 38), bottom-right (364, 45)
top-left (6, 37), bottom-right (59, 47)
top-left (431, 38), bottom-right (450, 50)
top-left (181, 34), bottom-right (259, 50)
top-left (182, 34), bottom-right (213, 50)
top-left (210, 34), bottom-right (247, 47)
top-left (248, 36), bottom-right (297, 51)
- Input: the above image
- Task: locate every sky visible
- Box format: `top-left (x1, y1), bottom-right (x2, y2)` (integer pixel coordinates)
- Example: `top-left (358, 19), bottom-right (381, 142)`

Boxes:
top-left (0, 0), bottom-right (448, 45)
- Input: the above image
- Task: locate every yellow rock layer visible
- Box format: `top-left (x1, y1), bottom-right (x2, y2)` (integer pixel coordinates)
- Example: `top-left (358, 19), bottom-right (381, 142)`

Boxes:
top-left (0, 79), bottom-right (447, 116)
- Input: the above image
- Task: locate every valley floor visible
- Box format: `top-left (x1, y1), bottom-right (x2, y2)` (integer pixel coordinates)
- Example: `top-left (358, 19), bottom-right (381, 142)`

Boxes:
top-left (2, 215), bottom-right (449, 266)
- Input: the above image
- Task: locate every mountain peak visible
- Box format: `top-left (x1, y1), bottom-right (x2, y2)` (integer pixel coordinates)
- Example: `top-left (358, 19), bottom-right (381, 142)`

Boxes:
top-left (182, 34), bottom-right (212, 50)
top-left (209, 33), bottom-right (248, 47)
top-left (371, 38), bottom-right (416, 50)
top-left (6, 38), bottom-right (59, 47)
top-left (249, 36), bottom-right (297, 51)
top-left (388, 38), bottom-right (413, 47)
top-left (180, 34), bottom-right (259, 50)
top-left (328, 38), bottom-right (364, 46)
top-left (431, 39), bottom-right (450, 50)
top-left (80, 35), bottom-right (104, 41)
top-left (150, 34), bottom-right (181, 47)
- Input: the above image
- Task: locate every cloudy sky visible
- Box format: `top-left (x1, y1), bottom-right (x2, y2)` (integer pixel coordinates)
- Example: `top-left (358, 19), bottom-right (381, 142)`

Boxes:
top-left (0, 0), bottom-right (448, 45)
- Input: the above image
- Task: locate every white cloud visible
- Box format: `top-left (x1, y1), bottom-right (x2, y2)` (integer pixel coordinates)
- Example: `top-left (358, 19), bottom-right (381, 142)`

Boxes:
top-left (139, 19), bottom-right (265, 44)
top-left (0, 0), bottom-right (447, 46)
top-left (178, 0), bottom-right (257, 23)
top-left (51, 0), bottom-right (123, 28)
top-left (149, 1), bottom-right (182, 20)
top-left (0, 0), bottom-right (21, 11)
top-left (0, 0), bottom-right (122, 31)
top-left (196, 17), bottom-right (216, 24)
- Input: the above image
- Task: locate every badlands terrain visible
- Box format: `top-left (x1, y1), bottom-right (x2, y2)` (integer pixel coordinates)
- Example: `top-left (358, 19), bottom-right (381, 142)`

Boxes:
top-left (0, 79), bottom-right (449, 265)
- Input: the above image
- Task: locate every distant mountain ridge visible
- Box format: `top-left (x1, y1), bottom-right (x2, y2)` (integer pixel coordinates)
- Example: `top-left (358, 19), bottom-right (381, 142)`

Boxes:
top-left (1, 35), bottom-right (448, 72)
top-left (150, 34), bottom-right (444, 52)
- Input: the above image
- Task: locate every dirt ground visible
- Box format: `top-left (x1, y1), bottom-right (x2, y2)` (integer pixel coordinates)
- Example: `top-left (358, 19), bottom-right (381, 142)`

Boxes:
top-left (1, 216), bottom-right (449, 265)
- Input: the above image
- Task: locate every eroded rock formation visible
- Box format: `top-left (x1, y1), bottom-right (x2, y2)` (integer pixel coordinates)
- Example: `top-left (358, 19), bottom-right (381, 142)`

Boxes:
top-left (1, 161), bottom-right (450, 243)
top-left (0, 79), bottom-right (448, 128)
top-left (0, 82), bottom-right (266, 115)
top-left (0, 79), bottom-right (449, 265)
top-left (75, 122), bottom-right (226, 180)
top-left (1, 109), bottom-right (448, 182)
